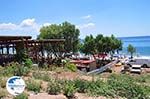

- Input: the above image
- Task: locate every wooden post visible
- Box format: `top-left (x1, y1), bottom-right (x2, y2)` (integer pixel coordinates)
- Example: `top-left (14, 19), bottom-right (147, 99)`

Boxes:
top-left (34, 42), bottom-right (38, 63)
top-left (2, 46), bottom-right (3, 54)
top-left (6, 44), bottom-right (9, 54)
top-left (25, 38), bottom-right (28, 50)
top-left (12, 44), bottom-right (15, 54)
top-left (0, 45), bottom-right (1, 54)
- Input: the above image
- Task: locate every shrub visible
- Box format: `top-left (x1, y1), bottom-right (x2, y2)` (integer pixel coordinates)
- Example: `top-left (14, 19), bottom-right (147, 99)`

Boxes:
top-left (87, 80), bottom-right (115, 97)
top-left (14, 93), bottom-right (28, 99)
top-left (63, 80), bottom-right (77, 98)
top-left (1, 62), bottom-right (30, 76)
top-left (12, 62), bottom-right (31, 76)
top-left (1, 63), bottom-right (16, 76)
top-left (141, 85), bottom-right (150, 98)
top-left (134, 74), bottom-right (150, 83)
top-left (47, 79), bottom-right (62, 95)
top-left (74, 79), bottom-right (89, 93)
top-left (32, 71), bottom-right (51, 82)
top-left (14, 65), bottom-right (30, 76)
top-left (26, 79), bottom-right (41, 93)
top-left (65, 63), bottom-right (77, 72)
top-left (24, 58), bottom-right (33, 68)
top-left (107, 74), bottom-right (149, 98)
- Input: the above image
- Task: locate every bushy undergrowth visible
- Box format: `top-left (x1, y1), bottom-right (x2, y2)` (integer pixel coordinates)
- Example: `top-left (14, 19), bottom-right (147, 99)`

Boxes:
top-left (47, 79), bottom-right (77, 98)
top-left (26, 79), bottom-right (41, 93)
top-left (87, 80), bottom-right (115, 97)
top-left (108, 74), bottom-right (150, 99)
top-left (47, 79), bottom-right (62, 95)
top-left (134, 74), bottom-right (150, 83)
top-left (65, 62), bottom-right (77, 72)
top-left (62, 80), bottom-right (77, 98)
top-left (44, 74), bottom-right (150, 98)
top-left (13, 93), bottom-right (28, 99)
top-left (0, 60), bottom-right (32, 76)
top-left (74, 79), bottom-right (89, 93)
top-left (0, 61), bottom-right (149, 99)
top-left (0, 63), bottom-right (16, 76)
top-left (32, 71), bottom-right (52, 82)
top-left (24, 58), bottom-right (33, 68)
top-left (14, 65), bottom-right (30, 76)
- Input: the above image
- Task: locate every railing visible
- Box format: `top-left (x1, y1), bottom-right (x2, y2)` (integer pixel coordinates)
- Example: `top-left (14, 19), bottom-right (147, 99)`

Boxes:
top-left (87, 60), bottom-right (118, 75)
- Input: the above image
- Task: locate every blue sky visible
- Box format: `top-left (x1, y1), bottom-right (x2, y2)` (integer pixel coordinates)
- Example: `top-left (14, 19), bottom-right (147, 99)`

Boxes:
top-left (0, 0), bottom-right (150, 39)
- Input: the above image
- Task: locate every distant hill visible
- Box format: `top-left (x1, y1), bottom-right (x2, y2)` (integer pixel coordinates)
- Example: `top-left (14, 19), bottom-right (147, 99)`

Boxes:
top-left (118, 36), bottom-right (150, 39)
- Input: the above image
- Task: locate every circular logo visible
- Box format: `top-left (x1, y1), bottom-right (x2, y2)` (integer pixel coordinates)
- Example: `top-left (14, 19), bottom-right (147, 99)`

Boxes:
top-left (6, 76), bottom-right (25, 96)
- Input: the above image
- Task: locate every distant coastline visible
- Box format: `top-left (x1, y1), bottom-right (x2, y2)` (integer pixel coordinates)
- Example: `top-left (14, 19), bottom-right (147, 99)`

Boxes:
top-left (119, 36), bottom-right (150, 56)
top-left (118, 35), bottom-right (150, 39)
top-left (80, 35), bottom-right (150, 56)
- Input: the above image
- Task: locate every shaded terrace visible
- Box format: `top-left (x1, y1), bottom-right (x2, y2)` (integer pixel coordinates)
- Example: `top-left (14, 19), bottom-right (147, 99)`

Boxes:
top-left (0, 36), bottom-right (65, 65)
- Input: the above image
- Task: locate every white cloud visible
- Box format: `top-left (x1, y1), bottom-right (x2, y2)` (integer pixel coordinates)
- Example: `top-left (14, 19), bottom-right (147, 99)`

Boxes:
top-left (0, 18), bottom-right (40, 39)
top-left (81, 15), bottom-right (92, 20)
top-left (77, 23), bottom-right (95, 29)
top-left (0, 18), bottom-right (37, 31)
top-left (0, 23), bottom-right (17, 30)
top-left (43, 23), bottom-right (51, 26)
top-left (20, 18), bottom-right (36, 27)
top-left (0, 19), bottom-right (96, 39)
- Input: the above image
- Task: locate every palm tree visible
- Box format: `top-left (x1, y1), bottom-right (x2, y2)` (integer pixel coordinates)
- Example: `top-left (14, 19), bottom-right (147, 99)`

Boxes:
top-left (127, 44), bottom-right (136, 59)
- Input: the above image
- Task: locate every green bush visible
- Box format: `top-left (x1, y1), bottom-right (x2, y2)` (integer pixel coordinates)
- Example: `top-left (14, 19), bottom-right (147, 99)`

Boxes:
top-left (0, 63), bottom-right (16, 76)
top-left (32, 71), bottom-right (51, 82)
top-left (47, 79), bottom-right (62, 95)
top-left (74, 79), bottom-right (89, 93)
top-left (0, 62), bottom-right (30, 76)
top-left (26, 79), bottom-right (41, 93)
top-left (14, 93), bottom-right (28, 99)
top-left (73, 74), bottom-right (150, 98)
top-left (108, 74), bottom-right (150, 98)
top-left (14, 65), bottom-right (30, 76)
top-left (63, 80), bottom-right (77, 98)
top-left (65, 63), bottom-right (77, 72)
top-left (134, 74), bottom-right (150, 83)
top-left (24, 58), bottom-right (33, 68)
top-left (87, 80), bottom-right (115, 97)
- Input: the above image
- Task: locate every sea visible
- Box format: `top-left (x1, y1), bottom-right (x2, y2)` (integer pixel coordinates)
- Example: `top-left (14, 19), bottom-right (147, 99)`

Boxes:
top-left (118, 36), bottom-right (150, 57)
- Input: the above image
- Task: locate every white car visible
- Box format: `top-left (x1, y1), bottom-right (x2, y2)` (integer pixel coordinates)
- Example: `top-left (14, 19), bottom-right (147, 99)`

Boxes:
top-left (130, 65), bottom-right (141, 74)
top-left (127, 58), bottom-right (150, 68)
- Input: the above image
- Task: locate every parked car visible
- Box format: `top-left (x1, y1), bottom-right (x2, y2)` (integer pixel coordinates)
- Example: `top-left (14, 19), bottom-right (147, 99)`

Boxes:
top-left (127, 58), bottom-right (150, 68)
top-left (130, 65), bottom-right (141, 74)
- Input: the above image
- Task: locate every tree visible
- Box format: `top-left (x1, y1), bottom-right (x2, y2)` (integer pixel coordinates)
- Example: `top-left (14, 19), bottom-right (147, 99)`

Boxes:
top-left (95, 34), bottom-right (104, 53)
top-left (80, 34), bottom-right (123, 56)
top-left (127, 44), bottom-right (136, 58)
top-left (38, 24), bottom-right (63, 61)
top-left (38, 21), bottom-right (80, 53)
top-left (80, 35), bottom-right (96, 55)
top-left (61, 22), bottom-right (80, 53)
top-left (115, 39), bottom-right (123, 53)
top-left (39, 24), bottom-right (62, 39)
top-left (110, 35), bottom-right (123, 54)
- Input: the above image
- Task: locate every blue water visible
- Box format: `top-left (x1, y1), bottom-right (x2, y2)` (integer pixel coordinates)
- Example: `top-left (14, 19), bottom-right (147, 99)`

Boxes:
top-left (118, 36), bottom-right (150, 56)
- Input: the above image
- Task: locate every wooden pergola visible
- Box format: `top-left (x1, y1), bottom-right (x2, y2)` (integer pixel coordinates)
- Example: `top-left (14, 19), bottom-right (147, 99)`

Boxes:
top-left (0, 36), bottom-right (65, 65)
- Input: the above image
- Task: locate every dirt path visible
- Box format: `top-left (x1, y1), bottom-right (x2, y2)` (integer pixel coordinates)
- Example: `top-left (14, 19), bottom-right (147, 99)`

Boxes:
top-left (28, 93), bottom-right (107, 99)
top-left (28, 93), bottom-right (67, 99)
